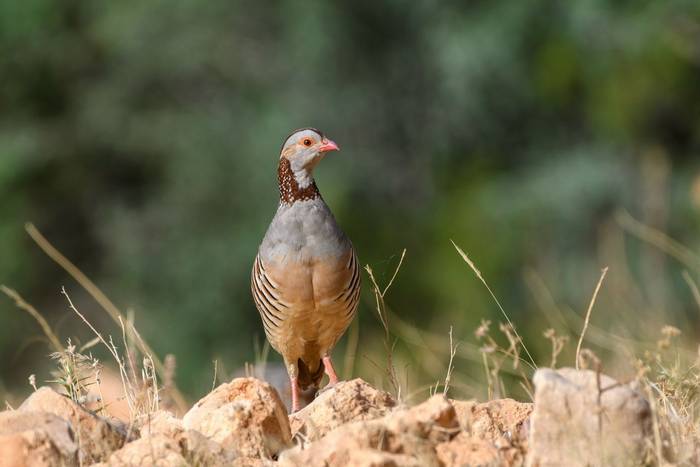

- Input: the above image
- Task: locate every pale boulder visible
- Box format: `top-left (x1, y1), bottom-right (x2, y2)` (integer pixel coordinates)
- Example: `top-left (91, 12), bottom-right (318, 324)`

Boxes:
top-left (453, 398), bottom-right (532, 444)
top-left (97, 434), bottom-right (186, 466)
top-left (527, 367), bottom-right (651, 467)
top-left (436, 432), bottom-right (500, 467)
top-left (20, 387), bottom-right (127, 464)
top-left (178, 429), bottom-right (238, 465)
top-left (343, 449), bottom-right (425, 467)
top-left (134, 409), bottom-right (237, 464)
top-left (438, 398), bottom-right (532, 466)
top-left (134, 410), bottom-right (183, 439)
top-left (0, 410), bottom-right (78, 467)
top-left (289, 378), bottom-right (395, 440)
top-left (280, 394), bottom-right (459, 467)
top-left (183, 377), bottom-right (291, 458)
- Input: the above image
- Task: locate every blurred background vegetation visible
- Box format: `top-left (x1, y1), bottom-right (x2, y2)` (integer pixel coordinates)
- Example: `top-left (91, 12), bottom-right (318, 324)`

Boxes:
top-left (2, 0), bottom-right (700, 404)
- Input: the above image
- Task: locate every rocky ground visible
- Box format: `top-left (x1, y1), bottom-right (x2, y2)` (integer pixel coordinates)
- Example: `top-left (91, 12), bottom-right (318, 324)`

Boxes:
top-left (0, 367), bottom-right (654, 466)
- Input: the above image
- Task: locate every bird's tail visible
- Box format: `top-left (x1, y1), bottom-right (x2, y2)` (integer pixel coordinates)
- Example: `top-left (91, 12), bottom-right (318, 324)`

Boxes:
top-left (297, 358), bottom-right (325, 390)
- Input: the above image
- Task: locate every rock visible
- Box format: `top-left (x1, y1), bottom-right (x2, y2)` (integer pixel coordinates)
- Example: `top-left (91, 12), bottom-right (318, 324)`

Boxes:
top-left (450, 399), bottom-right (478, 429)
top-left (231, 457), bottom-right (276, 467)
top-left (134, 411), bottom-right (183, 439)
top-left (469, 399), bottom-right (532, 444)
top-left (387, 394), bottom-right (459, 445)
top-left (0, 410), bottom-right (78, 467)
top-left (280, 394), bottom-right (459, 467)
top-left (235, 362), bottom-right (317, 412)
top-left (20, 387), bottom-right (127, 464)
top-left (99, 430), bottom-right (237, 466)
top-left (290, 378), bottom-right (395, 440)
top-left (183, 377), bottom-right (291, 458)
top-left (527, 367), bottom-right (652, 467)
top-left (98, 434), bottom-right (187, 466)
top-left (134, 410), bottom-right (237, 464)
top-left (443, 398), bottom-right (533, 465)
top-left (343, 449), bottom-right (425, 467)
top-left (452, 398), bottom-right (532, 444)
top-left (279, 424), bottom-right (440, 467)
top-left (178, 429), bottom-right (237, 465)
top-left (436, 432), bottom-right (500, 467)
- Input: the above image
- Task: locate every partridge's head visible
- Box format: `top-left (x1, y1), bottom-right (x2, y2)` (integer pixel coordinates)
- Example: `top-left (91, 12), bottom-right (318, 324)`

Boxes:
top-left (279, 128), bottom-right (339, 174)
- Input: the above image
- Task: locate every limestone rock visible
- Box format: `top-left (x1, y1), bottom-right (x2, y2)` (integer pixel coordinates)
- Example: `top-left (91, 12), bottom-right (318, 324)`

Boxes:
top-left (0, 410), bottom-right (78, 467)
top-left (231, 457), bottom-right (276, 467)
top-left (280, 394), bottom-right (459, 467)
top-left (183, 377), bottom-right (291, 458)
top-left (98, 434), bottom-right (186, 466)
top-left (134, 410), bottom-right (237, 464)
top-left (97, 430), bottom-right (237, 466)
top-left (527, 367), bottom-right (652, 467)
top-left (386, 394), bottom-right (459, 444)
top-left (343, 449), bottom-right (425, 467)
top-left (453, 398), bottom-right (532, 445)
top-left (20, 387), bottom-right (127, 464)
top-left (443, 398), bottom-right (533, 465)
top-left (436, 432), bottom-right (500, 467)
top-left (134, 410), bottom-right (183, 439)
top-left (450, 399), bottom-right (478, 429)
top-left (290, 378), bottom-right (395, 440)
top-left (178, 429), bottom-right (237, 465)
top-left (475, 399), bottom-right (531, 443)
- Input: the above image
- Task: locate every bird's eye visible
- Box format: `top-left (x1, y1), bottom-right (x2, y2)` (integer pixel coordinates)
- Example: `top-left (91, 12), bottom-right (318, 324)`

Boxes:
top-left (302, 138), bottom-right (313, 147)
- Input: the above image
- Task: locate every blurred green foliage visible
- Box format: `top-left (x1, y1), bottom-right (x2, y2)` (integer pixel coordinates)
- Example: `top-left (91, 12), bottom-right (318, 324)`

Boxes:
top-left (2, 0), bottom-right (700, 400)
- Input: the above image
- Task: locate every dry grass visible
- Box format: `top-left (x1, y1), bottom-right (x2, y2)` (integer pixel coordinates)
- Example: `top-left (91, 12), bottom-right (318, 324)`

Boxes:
top-left (61, 286), bottom-right (160, 420)
top-left (0, 225), bottom-right (189, 424)
top-left (3, 284), bottom-right (164, 422)
top-left (0, 285), bottom-right (62, 353)
top-left (24, 223), bottom-right (187, 413)
top-left (364, 248), bottom-right (406, 401)
top-left (48, 338), bottom-right (102, 406)
top-left (575, 267), bottom-right (609, 370)
top-left (451, 240), bottom-right (537, 370)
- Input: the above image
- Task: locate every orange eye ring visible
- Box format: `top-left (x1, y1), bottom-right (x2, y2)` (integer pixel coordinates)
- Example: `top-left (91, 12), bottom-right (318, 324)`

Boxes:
top-left (302, 138), bottom-right (313, 147)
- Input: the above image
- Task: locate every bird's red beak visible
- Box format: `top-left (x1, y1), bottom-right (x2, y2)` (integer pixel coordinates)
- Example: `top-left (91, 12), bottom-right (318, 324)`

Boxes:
top-left (318, 139), bottom-right (340, 153)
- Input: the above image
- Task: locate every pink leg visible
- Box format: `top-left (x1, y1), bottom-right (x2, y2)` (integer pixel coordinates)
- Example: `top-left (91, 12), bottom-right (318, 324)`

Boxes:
top-left (322, 355), bottom-right (339, 385)
top-left (290, 375), bottom-right (300, 413)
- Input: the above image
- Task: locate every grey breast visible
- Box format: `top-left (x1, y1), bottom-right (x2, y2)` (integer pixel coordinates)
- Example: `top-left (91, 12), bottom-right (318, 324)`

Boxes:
top-left (259, 198), bottom-right (351, 264)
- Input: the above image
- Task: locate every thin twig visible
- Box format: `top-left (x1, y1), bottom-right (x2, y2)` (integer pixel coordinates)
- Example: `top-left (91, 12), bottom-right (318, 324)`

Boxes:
top-left (120, 316), bottom-right (139, 391)
top-left (645, 383), bottom-right (665, 466)
top-left (443, 326), bottom-right (459, 396)
top-left (364, 249), bottom-right (407, 399)
top-left (575, 267), bottom-right (609, 370)
top-left (212, 360), bottom-right (218, 391)
top-left (1, 285), bottom-right (63, 352)
top-left (481, 351), bottom-right (493, 400)
top-left (382, 250), bottom-right (406, 297)
top-left (451, 240), bottom-right (537, 369)
top-left (682, 271), bottom-right (700, 314)
top-left (616, 210), bottom-right (700, 271)
top-left (61, 287), bottom-right (136, 416)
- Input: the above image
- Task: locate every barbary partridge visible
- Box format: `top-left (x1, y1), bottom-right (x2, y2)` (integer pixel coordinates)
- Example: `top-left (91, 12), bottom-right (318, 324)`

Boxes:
top-left (251, 128), bottom-right (361, 412)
